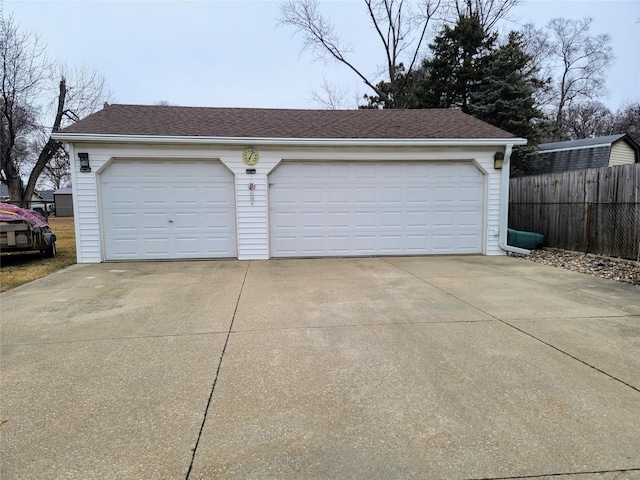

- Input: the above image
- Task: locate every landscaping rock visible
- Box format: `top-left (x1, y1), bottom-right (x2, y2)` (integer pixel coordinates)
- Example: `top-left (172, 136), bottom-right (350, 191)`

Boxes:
top-left (509, 248), bottom-right (640, 286)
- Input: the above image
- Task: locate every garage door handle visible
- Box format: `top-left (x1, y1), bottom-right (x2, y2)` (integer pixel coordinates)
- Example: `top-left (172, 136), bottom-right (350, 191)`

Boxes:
top-left (169, 220), bottom-right (173, 223)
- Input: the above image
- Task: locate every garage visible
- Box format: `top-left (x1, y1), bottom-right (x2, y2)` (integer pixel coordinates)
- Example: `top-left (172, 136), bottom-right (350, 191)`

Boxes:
top-left (269, 161), bottom-right (484, 257)
top-left (52, 105), bottom-right (528, 263)
top-left (100, 159), bottom-right (236, 260)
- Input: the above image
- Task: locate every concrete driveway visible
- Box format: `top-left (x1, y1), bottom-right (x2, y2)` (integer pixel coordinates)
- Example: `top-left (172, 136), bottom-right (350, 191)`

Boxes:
top-left (1, 256), bottom-right (639, 479)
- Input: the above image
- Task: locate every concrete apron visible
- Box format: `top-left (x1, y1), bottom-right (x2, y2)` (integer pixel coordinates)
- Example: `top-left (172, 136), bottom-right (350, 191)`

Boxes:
top-left (1, 256), bottom-right (639, 479)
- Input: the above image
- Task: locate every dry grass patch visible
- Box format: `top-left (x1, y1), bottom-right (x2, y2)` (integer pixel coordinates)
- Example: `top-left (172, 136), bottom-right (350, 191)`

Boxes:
top-left (0, 217), bottom-right (76, 293)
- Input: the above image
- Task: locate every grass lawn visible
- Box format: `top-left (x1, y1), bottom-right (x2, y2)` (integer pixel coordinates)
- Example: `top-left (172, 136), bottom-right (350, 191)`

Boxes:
top-left (0, 217), bottom-right (76, 293)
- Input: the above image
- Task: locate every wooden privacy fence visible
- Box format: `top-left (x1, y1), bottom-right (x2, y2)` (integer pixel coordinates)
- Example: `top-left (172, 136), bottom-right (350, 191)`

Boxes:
top-left (509, 163), bottom-right (640, 261)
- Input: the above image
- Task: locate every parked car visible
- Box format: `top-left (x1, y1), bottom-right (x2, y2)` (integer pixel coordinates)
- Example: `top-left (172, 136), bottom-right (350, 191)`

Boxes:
top-left (0, 203), bottom-right (57, 257)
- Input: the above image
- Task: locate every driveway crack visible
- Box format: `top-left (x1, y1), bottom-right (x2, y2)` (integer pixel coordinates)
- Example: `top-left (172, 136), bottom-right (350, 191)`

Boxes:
top-left (382, 258), bottom-right (640, 395)
top-left (500, 319), bottom-right (640, 395)
top-left (185, 261), bottom-right (250, 480)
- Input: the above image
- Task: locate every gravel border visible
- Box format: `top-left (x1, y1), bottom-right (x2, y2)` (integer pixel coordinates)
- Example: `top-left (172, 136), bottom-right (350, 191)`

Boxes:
top-left (508, 248), bottom-right (640, 286)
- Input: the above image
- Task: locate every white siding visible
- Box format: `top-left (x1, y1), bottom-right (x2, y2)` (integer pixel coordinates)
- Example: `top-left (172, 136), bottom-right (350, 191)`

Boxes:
top-left (610, 141), bottom-right (638, 166)
top-left (234, 165), bottom-right (268, 260)
top-left (68, 143), bottom-right (507, 262)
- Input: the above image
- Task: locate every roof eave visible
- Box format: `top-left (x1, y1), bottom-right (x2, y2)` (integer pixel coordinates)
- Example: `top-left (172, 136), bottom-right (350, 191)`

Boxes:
top-left (51, 132), bottom-right (527, 147)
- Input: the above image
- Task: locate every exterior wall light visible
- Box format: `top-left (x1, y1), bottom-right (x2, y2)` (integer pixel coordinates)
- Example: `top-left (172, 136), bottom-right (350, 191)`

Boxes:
top-left (79, 153), bottom-right (91, 172)
top-left (494, 151), bottom-right (504, 170)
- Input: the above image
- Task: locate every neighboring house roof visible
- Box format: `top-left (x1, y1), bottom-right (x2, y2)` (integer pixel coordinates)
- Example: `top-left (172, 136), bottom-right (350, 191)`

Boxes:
top-left (54, 188), bottom-right (73, 195)
top-left (37, 190), bottom-right (55, 201)
top-left (537, 134), bottom-right (629, 152)
top-left (57, 104), bottom-right (520, 140)
top-left (0, 185), bottom-right (49, 202)
top-left (529, 133), bottom-right (640, 175)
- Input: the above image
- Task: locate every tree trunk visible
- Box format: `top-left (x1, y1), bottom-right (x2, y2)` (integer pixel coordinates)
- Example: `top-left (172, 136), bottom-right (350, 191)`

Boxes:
top-left (20, 78), bottom-right (66, 208)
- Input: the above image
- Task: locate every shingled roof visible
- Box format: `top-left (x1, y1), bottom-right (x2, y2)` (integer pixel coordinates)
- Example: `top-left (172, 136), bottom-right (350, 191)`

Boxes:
top-left (59, 104), bottom-right (519, 140)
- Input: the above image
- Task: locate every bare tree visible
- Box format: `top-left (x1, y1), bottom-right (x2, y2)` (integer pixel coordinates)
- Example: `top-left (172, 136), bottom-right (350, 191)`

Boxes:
top-left (38, 148), bottom-right (71, 190)
top-left (0, 14), bottom-right (111, 207)
top-left (561, 101), bottom-right (614, 140)
top-left (280, 0), bottom-right (442, 108)
top-left (280, 0), bottom-right (523, 108)
top-left (522, 18), bottom-right (614, 132)
top-left (0, 14), bottom-right (48, 201)
top-left (448, 0), bottom-right (523, 31)
top-left (308, 76), bottom-right (357, 109)
top-left (611, 101), bottom-right (640, 144)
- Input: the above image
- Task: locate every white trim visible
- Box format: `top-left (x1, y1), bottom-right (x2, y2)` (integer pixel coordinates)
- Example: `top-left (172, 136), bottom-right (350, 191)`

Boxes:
top-left (67, 144), bottom-right (83, 263)
top-left (499, 144), bottom-right (530, 255)
top-left (51, 132), bottom-right (527, 148)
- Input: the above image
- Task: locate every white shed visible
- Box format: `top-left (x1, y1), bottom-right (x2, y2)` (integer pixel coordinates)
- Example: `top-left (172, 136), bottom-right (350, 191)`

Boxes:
top-left (51, 105), bottom-right (527, 263)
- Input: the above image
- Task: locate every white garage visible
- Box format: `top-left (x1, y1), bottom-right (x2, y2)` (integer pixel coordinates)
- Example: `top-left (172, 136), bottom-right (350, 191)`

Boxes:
top-left (99, 159), bottom-right (236, 260)
top-left (269, 161), bottom-right (484, 257)
top-left (52, 105), bottom-right (528, 263)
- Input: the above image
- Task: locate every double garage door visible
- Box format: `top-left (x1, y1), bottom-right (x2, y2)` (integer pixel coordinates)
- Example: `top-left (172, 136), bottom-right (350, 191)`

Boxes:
top-left (269, 161), bottom-right (484, 257)
top-left (99, 159), bottom-right (484, 260)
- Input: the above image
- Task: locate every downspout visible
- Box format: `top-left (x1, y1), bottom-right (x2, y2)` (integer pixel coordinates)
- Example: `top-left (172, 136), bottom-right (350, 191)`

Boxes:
top-left (499, 144), bottom-right (530, 255)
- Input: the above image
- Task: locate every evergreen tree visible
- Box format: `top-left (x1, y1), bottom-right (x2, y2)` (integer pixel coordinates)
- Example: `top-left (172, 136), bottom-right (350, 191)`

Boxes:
top-left (468, 32), bottom-right (552, 175)
top-left (419, 15), bottom-right (496, 112)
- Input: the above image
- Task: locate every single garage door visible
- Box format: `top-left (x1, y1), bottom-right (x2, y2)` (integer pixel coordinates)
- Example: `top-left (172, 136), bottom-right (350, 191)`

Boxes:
top-left (100, 159), bottom-right (236, 260)
top-left (269, 161), bottom-right (484, 257)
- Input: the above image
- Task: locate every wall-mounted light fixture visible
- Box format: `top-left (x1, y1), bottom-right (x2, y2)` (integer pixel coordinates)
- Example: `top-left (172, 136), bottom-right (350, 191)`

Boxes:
top-left (78, 153), bottom-right (91, 172)
top-left (494, 151), bottom-right (505, 170)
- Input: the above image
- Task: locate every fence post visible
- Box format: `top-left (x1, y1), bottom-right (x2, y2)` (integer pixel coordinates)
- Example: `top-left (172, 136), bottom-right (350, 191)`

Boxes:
top-left (585, 202), bottom-right (592, 254)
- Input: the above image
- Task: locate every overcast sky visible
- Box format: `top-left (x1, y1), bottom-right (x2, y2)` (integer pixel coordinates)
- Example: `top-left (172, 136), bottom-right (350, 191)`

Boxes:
top-left (5, 0), bottom-right (640, 112)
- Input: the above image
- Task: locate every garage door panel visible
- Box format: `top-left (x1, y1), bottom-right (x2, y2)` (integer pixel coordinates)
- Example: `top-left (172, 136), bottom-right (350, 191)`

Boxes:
top-left (302, 188), bottom-right (324, 204)
top-left (269, 161), bottom-right (484, 257)
top-left (140, 161), bottom-right (167, 179)
top-left (104, 212), bottom-right (137, 232)
top-left (328, 165), bottom-right (350, 179)
top-left (407, 211), bottom-right (429, 226)
top-left (380, 235), bottom-right (403, 251)
top-left (433, 187), bottom-right (455, 203)
top-left (204, 212), bottom-right (235, 230)
top-left (354, 211), bottom-right (377, 228)
top-left (300, 212), bottom-right (324, 228)
top-left (108, 186), bottom-right (137, 206)
top-left (101, 160), bottom-right (236, 260)
top-left (407, 235), bottom-right (430, 250)
top-left (141, 186), bottom-right (167, 205)
top-left (328, 187), bottom-right (350, 204)
top-left (354, 188), bottom-right (376, 203)
top-left (407, 187), bottom-right (429, 202)
top-left (459, 210), bottom-right (482, 227)
top-left (327, 236), bottom-right (350, 251)
top-left (327, 212), bottom-right (350, 228)
top-left (380, 212), bottom-right (403, 227)
top-left (459, 234), bottom-right (482, 249)
top-left (432, 235), bottom-right (455, 251)
top-left (353, 235), bottom-right (376, 252)
top-left (299, 236), bottom-right (323, 253)
top-left (460, 186), bottom-right (482, 203)
top-left (173, 187), bottom-right (199, 205)
top-left (141, 213), bottom-right (170, 231)
top-left (432, 210), bottom-right (455, 227)
top-left (144, 237), bottom-right (171, 255)
top-left (381, 188), bottom-right (403, 203)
